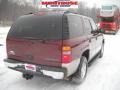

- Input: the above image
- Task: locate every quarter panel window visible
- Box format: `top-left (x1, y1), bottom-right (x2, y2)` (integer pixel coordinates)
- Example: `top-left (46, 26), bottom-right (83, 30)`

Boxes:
top-left (83, 18), bottom-right (92, 34)
top-left (67, 14), bottom-right (84, 38)
top-left (90, 19), bottom-right (97, 31)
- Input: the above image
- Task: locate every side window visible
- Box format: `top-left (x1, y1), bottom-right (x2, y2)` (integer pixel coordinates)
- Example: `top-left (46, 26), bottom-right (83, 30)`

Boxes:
top-left (90, 19), bottom-right (97, 31)
top-left (67, 15), bottom-right (84, 38)
top-left (83, 18), bottom-right (92, 34)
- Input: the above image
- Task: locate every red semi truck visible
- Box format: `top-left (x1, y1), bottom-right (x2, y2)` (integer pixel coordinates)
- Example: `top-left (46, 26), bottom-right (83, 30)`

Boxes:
top-left (97, 5), bottom-right (120, 34)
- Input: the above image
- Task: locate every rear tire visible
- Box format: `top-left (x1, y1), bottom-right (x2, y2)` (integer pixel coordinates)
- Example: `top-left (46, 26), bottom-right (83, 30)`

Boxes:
top-left (71, 56), bottom-right (88, 84)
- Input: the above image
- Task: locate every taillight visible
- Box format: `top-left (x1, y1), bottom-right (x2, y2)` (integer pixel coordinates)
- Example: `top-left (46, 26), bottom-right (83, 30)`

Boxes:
top-left (62, 46), bottom-right (72, 63)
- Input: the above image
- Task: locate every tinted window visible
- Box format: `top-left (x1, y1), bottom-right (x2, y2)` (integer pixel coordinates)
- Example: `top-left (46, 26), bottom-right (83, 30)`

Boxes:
top-left (90, 19), bottom-right (97, 31)
top-left (8, 14), bottom-right (62, 40)
top-left (83, 18), bottom-right (92, 34)
top-left (67, 14), bottom-right (84, 38)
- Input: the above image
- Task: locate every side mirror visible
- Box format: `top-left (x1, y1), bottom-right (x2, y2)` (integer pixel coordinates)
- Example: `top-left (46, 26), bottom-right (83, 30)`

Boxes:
top-left (91, 30), bottom-right (98, 34)
top-left (98, 28), bottom-right (104, 33)
top-left (91, 29), bottom-right (104, 34)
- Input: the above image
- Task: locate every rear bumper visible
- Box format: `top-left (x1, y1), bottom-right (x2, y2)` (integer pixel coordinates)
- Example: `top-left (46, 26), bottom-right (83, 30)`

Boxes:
top-left (102, 29), bottom-right (117, 34)
top-left (4, 59), bottom-right (67, 79)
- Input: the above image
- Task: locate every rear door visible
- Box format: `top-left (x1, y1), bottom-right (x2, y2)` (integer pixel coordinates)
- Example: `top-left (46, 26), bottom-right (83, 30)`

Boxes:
top-left (65, 14), bottom-right (86, 62)
top-left (83, 18), bottom-right (97, 60)
top-left (7, 14), bottom-right (63, 67)
top-left (90, 19), bottom-right (103, 54)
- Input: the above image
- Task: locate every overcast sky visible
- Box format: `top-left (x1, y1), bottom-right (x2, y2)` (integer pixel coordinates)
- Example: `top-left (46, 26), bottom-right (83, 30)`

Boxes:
top-left (39, 0), bottom-right (120, 8)
top-left (79, 0), bottom-right (120, 8)
top-left (15, 0), bottom-right (120, 9)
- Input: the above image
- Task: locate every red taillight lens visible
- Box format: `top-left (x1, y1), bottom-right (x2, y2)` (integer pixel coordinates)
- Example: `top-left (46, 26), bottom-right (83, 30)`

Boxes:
top-left (62, 55), bottom-right (71, 63)
top-left (62, 46), bottom-right (72, 64)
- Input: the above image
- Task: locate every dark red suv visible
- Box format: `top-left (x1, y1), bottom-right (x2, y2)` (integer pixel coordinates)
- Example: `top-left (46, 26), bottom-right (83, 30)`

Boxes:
top-left (4, 11), bottom-right (104, 84)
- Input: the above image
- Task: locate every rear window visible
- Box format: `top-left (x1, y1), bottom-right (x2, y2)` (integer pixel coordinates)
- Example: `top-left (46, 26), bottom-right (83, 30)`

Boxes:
top-left (67, 14), bottom-right (84, 38)
top-left (8, 14), bottom-right (63, 40)
top-left (83, 18), bottom-right (92, 34)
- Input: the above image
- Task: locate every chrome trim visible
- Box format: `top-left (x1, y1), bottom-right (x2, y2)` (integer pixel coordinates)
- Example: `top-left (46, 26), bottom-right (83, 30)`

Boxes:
top-left (42, 70), bottom-right (64, 79)
top-left (4, 61), bottom-right (64, 79)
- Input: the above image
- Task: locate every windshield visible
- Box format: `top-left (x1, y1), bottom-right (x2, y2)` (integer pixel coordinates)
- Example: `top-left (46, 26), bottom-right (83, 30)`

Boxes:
top-left (102, 6), bottom-right (112, 10)
top-left (8, 14), bottom-right (63, 40)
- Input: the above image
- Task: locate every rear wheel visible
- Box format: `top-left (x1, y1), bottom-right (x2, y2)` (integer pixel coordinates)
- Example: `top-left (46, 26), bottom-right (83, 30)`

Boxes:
top-left (71, 56), bottom-right (88, 84)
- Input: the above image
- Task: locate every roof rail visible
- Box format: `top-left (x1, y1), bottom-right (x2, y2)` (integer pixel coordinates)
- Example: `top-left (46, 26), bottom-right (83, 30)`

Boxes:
top-left (64, 11), bottom-right (79, 14)
top-left (35, 9), bottom-right (79, 15)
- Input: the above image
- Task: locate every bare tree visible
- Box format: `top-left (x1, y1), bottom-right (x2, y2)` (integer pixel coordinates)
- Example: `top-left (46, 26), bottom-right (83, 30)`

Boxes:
top-left (0, 0), bottom-right (36, 26)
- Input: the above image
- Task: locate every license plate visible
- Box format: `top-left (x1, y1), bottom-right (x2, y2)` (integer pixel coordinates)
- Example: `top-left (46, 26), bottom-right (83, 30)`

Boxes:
top-left (25, 64), bottom-right (36, 72)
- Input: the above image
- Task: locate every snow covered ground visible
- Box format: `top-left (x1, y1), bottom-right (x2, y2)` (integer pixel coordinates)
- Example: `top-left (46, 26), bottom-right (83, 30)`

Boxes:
top-left (0, 27), bottom-right (120, 90)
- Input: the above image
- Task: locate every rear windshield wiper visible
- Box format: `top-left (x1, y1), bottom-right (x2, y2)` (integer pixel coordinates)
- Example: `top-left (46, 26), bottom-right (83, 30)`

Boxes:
top-left (23, 37), bottom-right (50, 42)
top-left (23, 37), bottom-right (41, 40)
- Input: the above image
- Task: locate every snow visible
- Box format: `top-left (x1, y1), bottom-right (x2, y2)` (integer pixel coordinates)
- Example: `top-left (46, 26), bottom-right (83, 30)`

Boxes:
top-left (0, 27), bottom-right (120, 90)
top-left (0, 27), bottom-right (9, 76)
top-left (0, 27), bottom-right (10, 46)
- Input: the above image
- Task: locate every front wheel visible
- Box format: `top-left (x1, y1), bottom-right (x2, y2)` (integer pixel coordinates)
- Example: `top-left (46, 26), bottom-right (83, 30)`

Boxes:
top-left (71, 56), bottom-right (88, 84)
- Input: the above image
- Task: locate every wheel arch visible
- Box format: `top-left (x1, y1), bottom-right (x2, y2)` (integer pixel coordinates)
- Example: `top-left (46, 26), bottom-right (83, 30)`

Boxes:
top-left (81, 49), bottom-right (89, 61)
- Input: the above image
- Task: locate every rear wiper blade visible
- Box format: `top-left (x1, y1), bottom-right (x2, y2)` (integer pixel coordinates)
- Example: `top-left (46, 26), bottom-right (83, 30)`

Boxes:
top-left (23, 37), bottom-right (41, 40)
top-left (23, 37), bottom-right (49, 41)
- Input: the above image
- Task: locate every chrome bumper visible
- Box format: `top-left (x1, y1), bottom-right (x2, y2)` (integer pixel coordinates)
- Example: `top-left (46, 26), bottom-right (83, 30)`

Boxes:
top-left (4, 59), bottom-right (65, 79)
